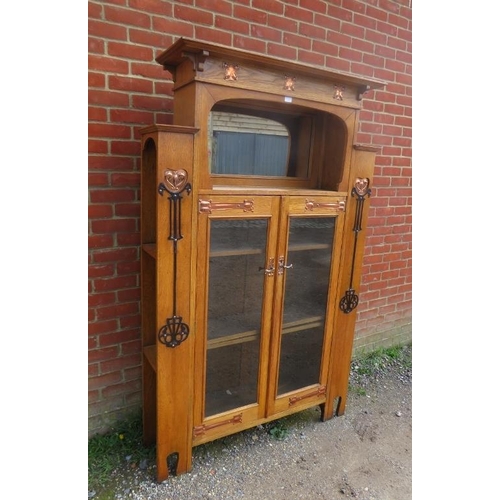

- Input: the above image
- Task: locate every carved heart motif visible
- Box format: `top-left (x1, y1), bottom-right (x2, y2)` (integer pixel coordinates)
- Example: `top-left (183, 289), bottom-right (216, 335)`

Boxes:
top-left (164, 169), bottom-right (188, 193)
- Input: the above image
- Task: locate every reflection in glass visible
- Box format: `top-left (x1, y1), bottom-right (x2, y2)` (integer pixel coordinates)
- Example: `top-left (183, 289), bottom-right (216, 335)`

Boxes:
top-left (277, 217), bottom-right (336, 395)
top-left (205, 219), bottom-right (268, 417)
top-left (209, 111), bottom-right (290, 177)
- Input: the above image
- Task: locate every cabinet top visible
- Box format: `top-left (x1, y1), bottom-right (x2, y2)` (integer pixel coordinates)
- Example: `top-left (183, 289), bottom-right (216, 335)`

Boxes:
top-left (156, 37), bottom-right (386, 100)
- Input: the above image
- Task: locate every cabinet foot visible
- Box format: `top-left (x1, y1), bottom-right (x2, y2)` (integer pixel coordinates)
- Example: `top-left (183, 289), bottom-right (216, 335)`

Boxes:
top-left (320, 396), bottom-right (346, 421)
top-left (320, 402), bottom-right (333, 421)
top-left (335, 395), bottom-right (346, 416)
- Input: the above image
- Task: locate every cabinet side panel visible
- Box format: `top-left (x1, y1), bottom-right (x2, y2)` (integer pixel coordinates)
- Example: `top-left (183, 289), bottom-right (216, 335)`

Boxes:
top-left (323, 147), bottom-right (377, 419)
top-left (139, 127), bottom-right (198, 481)
top-left (156, 130), bottom-right (196, 480)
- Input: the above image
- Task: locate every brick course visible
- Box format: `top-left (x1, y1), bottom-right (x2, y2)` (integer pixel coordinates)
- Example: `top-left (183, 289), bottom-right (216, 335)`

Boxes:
top-left (88, 0), bottom-right (412, 436)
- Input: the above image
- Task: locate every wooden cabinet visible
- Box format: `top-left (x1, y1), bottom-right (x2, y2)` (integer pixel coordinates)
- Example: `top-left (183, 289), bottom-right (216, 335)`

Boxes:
top-left (140, 38), bottom-right (385, 481)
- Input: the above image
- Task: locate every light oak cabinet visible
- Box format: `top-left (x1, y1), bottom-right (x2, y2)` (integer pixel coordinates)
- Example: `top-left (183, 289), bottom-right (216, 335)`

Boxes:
top-left (140, 38), bottom-right (385, 481)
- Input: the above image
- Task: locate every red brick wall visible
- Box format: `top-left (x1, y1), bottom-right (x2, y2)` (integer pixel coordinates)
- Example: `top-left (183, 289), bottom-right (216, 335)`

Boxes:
top-left (88, 0), bottom-right (412, 435)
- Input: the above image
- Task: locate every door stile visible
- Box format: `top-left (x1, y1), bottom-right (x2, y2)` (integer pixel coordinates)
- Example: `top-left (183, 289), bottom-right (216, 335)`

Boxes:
top-left (193, 211), bottom-right (210, 428)
top-left (316, 207), bottom-right (346, 389)
top-left (265, 195), bottom-right (291, 415)
top-left (318, 204), bottom-right (349, 422)
top-left (255, 196), bottom-right (281, 420)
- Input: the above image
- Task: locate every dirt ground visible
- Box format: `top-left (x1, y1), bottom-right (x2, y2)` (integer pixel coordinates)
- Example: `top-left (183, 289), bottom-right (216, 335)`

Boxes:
top-left (94, 345), bottom-right (411, 500)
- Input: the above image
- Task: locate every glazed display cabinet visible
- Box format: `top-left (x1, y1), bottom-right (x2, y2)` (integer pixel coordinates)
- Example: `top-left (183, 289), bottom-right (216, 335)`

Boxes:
top-left (140, 38), bottom-right (385, 481)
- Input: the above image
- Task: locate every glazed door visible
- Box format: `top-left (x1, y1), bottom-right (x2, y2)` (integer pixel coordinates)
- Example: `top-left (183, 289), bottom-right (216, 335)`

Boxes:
top-left (266, 195), bottom-right (345, 415)
top-left (194, 194), bottom-right (345, 442)
top-left (193, 195), bottom-right (280, 442)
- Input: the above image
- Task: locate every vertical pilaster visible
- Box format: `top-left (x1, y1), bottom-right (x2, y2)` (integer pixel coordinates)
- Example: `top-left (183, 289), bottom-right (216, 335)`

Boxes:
top-left (323, 145), bottom-right (378, 420)
top-left (140, 125), bottom-right (199, 481)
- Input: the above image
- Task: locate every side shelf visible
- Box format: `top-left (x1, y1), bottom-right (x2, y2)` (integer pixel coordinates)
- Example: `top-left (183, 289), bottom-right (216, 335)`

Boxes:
top-left (143, 345), bottom-right (157, 371)
top-left (142, 244), bottom-right (157, 259)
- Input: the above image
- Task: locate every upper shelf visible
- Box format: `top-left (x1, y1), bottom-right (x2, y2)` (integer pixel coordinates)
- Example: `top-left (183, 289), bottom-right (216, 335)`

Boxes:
top-left (155, 38), bottom-right (386, 104)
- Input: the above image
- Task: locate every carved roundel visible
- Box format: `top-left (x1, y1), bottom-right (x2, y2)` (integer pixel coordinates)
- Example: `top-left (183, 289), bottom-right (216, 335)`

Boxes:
top-left (163, 169), bottom-right (189, 193)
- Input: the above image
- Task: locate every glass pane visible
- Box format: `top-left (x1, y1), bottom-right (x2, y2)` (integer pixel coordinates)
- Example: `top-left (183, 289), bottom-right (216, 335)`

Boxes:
top-left (205, 219), bottom-right (268, 417)
top-left (277, 217), bottom-right (336, 395)
top-left (208, 109), bottom-right (297, 178)
top-left (211, 130), bottom-right (289, 176)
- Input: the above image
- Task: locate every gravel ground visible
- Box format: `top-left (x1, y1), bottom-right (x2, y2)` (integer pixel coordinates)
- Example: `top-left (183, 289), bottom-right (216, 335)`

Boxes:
top-left (91, 344), bottom-right (411, 500)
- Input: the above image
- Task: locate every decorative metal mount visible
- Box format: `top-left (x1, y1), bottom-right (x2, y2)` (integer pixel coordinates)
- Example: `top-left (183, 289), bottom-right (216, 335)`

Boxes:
top-left (198, 199), bottom-right (254, 214)
top-left (333, 84), bottom-right (344, 101)
top-left (305, 199), bottom-right (345, 212)
top-left (333, 84), bottom-right (372, 101)
top-left (284, 75), bottom-right (296, 91)
top-left (339, 178), bottom-right (371, 314)
top-left (289, 386), bottom-right (326, 406)
top-left (158, 316), bottom-right (189, 349)
top-left (339, 289), bottom-right (358, 314)
top-left (193, 413), bottom-right (243, 437)
top-left (157, 169), bottom-right (192, 348)
top-left (223, 62), bottom-right (239, 81)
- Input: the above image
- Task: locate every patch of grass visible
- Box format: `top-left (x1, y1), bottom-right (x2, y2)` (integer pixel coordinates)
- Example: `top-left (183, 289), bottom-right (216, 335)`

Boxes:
top-left (350, 386), bottom-right (367, 396)
top-left (266, 420), bottom-right (288, 440)
top-left (352, 343), bottom-right (411, 377)
top-left (88, 412), bottom-right (155, 494)
top-left (349, 343), bottom-right (411, 397)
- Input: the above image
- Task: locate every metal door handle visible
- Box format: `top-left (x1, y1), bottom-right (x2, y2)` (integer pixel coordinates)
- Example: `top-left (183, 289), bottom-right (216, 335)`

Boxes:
top-left (259, 258), bottom-right (275, 277)
top-left (278, 256), bottom-right (293, 275)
